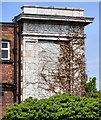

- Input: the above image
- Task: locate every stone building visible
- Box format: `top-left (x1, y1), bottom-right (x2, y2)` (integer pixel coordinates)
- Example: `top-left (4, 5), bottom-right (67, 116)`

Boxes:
top-left (0, 5), bottom-right (94, 114)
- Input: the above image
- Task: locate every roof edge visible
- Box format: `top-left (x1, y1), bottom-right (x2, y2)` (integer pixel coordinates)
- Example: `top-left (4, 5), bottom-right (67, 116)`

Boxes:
top-left (21, 5), bottom-right (84, 11)
top-left (0, 22), bottom-right (13, 24)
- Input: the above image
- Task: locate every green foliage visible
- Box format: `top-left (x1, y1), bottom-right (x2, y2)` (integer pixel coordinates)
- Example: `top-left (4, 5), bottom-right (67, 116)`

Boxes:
top-left (85, 77), bottom-right (97, 93)
top-left (2, 93), bottom-right (100, 120)
top-left (85, 76), bottom-right (101, 99)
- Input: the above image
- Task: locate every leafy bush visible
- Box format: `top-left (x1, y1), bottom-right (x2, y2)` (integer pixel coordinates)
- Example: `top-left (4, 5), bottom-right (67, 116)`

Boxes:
top-left (2, 93), bottom-right (100, 120)
top-left (85, 77), bottom-right (97, 93)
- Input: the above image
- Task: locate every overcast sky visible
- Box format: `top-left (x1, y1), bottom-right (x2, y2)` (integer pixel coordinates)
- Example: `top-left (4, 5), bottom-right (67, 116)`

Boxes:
top-left (1, 2), bottom-right (99, 89)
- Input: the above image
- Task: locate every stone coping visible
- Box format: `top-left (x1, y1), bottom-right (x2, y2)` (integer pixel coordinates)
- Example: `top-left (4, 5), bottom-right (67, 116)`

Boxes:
top-left (21, 5), bottom-right (84, 11)
top-left (21, 5), bottom-right (84, 17)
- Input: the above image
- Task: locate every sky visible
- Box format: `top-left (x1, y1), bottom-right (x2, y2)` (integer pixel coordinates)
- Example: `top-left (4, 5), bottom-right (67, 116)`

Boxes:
top-left (1, 2), bottom-right (99, 89)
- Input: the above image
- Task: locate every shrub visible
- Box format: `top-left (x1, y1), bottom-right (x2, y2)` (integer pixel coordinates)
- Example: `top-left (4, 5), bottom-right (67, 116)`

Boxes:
top-left (2, 93), bottom-right (100, 120)
top-left (85, 77), bottom-right (97, 93)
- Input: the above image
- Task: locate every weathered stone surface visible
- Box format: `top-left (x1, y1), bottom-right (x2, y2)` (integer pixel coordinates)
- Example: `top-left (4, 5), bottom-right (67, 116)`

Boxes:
top-left (22, 39), bottom-right (60, 99)
top-left (21, 25), bottom-right (85, 100)
top-left (21, 5), bottom-right (84, 17)
top-left (23, 22), bottom-right (84, 34)
top-left (19, 5), bottom-right (94, 100)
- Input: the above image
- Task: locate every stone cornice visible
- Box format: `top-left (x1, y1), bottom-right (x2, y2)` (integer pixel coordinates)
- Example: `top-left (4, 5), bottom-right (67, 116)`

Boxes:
top-left (13, 13), bottom-right (94, 26)
top-left (22, 32), bottom-right (86, 39)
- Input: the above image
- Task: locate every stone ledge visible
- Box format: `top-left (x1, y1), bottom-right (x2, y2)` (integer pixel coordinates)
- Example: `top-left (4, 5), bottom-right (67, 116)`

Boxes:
top-left (14, 13), bottom-right (94, 26)
top-left (0, 60), bottom-right (13, 64)
top-left (22, 32), bottom-right (86, 38)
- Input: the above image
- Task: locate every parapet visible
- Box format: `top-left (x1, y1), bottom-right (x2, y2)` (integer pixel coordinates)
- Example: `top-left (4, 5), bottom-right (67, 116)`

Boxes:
top-left (13, 5), bottom-right (94, 26)
top-left (21, 5), bottom-right (84, 17)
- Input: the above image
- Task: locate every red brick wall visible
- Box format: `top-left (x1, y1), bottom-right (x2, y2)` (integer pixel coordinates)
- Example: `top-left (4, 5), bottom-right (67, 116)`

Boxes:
top-left (0, 23), bottom-right (15, 115)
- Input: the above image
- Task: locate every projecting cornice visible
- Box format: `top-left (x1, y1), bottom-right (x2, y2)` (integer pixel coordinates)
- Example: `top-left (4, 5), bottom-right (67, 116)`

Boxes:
top-left (13, 5), bottom-right (94, 26)
top-left (13, 13), bottom-right (94, 26)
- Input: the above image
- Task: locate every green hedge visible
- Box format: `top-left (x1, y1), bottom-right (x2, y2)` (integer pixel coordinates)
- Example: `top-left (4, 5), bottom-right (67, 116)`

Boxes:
top-left (2, 93), bottom-right (100, 120)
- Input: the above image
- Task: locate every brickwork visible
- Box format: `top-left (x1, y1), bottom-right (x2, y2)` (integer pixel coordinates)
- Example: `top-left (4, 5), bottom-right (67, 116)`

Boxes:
top-left (0, 23), bottom-right (14, 115)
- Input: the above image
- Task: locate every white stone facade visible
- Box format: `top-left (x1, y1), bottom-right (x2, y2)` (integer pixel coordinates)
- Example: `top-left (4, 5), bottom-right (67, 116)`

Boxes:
top-left (14, 5), bottom-right (94, 100)
top-left (22, 36), bottom-right (60, 100)
top-left (21, 22), bottom-right (84, 100)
